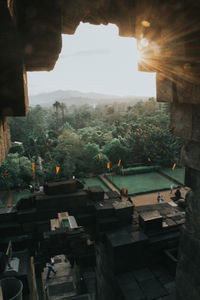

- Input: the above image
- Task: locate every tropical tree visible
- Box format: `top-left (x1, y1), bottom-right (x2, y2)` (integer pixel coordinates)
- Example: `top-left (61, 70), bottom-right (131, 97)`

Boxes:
top-left (53, 101), bottom-right (61, 129)
top-left (0, 153), bottom-right (32, 188)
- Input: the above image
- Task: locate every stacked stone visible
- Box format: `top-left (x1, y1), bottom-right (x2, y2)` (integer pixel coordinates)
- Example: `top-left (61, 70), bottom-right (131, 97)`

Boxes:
top-left (0, 118), bottom-right (11, 165)
top-left (95, 227), bottom-right (176, 300)
top-left (95, 203), bottom-right (185, 300)
top-left (95, 199), bottom-right (134, 237)
top-left (82, 268), bottom-right (96, 300)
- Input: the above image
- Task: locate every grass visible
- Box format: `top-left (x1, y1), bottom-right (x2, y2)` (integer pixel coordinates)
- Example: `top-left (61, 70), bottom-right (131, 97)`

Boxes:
top-left (13, 191), bottom-right (32, 205)
top-left (0, 191), bottom-right (10, 208)
top-left (160, 168), bottom-right (185, 185)
top-left (123, 165), bottom-right (160, 175)
top-left (106, 172), bottom-right (178, 195)
top-left (0, 190), bottom-right (32, 208)
top-left (81, 177), bottom-right (110, 192)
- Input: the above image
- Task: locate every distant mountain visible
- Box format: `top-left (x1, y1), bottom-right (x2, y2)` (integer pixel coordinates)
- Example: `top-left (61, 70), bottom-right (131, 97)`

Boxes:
top-left (29, 90), bottom-right (149, 107)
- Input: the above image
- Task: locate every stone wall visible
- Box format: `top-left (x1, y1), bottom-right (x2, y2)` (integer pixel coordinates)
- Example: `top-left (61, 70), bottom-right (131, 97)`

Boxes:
top-left (0, 118), bottom-right (11, 165)
top-left (1, 2), bottom-right (200, 298)
top-left (1, 0), bottom-right (200, 160)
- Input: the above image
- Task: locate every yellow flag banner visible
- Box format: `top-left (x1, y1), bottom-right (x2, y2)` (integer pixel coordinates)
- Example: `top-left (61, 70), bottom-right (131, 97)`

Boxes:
top-left (32, 163), bottom-right (35, 179)
top-left (107, 162), bottom-right (110, 169)
top-left (56, 166), bottom-right (60, 174)
top-left (172, 163), bottom-right (176, 171)
top-left (118, 159), bottom-right (121, 167)
top-left (32, 163), bottom-right (35, 172)
top-left (98, 154), bottom-right (101, 162)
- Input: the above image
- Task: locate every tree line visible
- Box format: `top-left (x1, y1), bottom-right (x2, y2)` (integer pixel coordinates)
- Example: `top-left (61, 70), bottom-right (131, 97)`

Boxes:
top-left (0, 98), bottom-right (183, 188)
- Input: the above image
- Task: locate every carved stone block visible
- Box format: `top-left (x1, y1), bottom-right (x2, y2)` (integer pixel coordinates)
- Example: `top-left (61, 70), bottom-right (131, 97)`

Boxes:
top-left (176, 78), bottom-right (200, 104)
top-left (0, 0), bottom-right (28, 117)
top-left (170, 103), bottom-right (192, 140)
top-left (157, 73), bottom-right (173, 103)
top-left (0, 118), bottom-right (11, 165)
top-left (182, 143), bottom-right (200, 172)
top-left (14, 0), bottom-right (62, 71)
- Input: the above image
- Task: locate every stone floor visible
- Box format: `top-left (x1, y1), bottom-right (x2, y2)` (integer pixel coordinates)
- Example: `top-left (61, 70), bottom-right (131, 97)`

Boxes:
top-left (117, 265), bottom-right (176, 300)
top-left (131, 187), bottom-right (189, 207)
top-left (44, 255), bottom-right (77, 300)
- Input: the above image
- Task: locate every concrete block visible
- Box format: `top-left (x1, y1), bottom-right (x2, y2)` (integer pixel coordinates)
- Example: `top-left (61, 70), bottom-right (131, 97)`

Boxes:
top-left (44, 180), bottom-right (78, 195)
top-left (139, 210), bottom-right (163, 232)
top-left (88, 186), bottom-right (104, 202)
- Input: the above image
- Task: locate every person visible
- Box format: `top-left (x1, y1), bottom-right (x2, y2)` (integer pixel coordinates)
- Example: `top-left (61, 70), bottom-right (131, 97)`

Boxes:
top-left (29, 184), bottom-right (34, 193)
top-left (170, 184), bottom-right (174, 194)
top-left (175, 188), bottom-right (181, 201)
top-left (127, 196), bottom-right (133, 204)
top-left (160, 195), bottom-right (164, 203)
top-left (46, 258), bottom-right (56, 280)
top-left (157, 193), bottom-right (161, 203)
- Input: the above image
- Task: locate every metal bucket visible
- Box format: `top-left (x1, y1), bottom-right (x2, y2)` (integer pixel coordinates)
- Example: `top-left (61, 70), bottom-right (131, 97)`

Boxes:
top-left (1, 277), bottom-right (23, 300)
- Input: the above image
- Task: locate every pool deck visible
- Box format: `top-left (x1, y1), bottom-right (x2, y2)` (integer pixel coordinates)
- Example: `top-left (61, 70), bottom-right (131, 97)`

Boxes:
top-left (99, 174), bottom-right (120, 194)
top-left (100, 173), bottom-right (189, 207)
top-left (131, 186), bottom-right (189, 206)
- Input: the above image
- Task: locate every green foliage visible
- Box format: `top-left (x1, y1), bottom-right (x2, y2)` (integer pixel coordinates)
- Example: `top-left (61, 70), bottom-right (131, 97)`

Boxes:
top-left (123, 165), bottom-right (160, 176)
top-left (102, 138), bottom-right (130, 164)
top-left (92, 153), bottom-right (109, 173)
top-left (9, 143), bottom-right (24, 154)
top-left (6, 98), bottom-right (183, 187)
top-left (83, 143), bottom-right (100, 158)
top-left (0, 153), bottom-right (32, 188)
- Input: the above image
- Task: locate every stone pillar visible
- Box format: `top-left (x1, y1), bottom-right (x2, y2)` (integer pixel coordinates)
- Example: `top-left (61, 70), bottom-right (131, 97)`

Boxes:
top-left (0, 0), bottom-right (28, 117)
top-left (175, 142), bottom-right (200, 300)
top-left (0, 0), bottom-right (28, 163)
top-left (0, 118), bottom-right (11, 165)
top-left (164, 79), bottom-right (200, 299)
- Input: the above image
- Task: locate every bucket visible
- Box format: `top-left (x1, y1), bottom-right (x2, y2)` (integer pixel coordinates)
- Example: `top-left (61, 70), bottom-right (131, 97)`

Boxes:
top-left (1, 277), bottom-right (23, 300)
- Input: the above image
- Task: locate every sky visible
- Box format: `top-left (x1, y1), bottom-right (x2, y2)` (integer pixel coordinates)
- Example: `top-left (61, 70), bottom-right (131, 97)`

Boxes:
top-left (27, 23), bottom-right (156, 97)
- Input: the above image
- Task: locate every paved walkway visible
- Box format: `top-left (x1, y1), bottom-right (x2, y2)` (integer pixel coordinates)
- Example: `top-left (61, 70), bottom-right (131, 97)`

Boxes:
top-left (99, 174), bottom-right (120, 194)
top-left (44, 255), bottom-right (77, 300)
top-left (125, 187), bottom-right (189, 207)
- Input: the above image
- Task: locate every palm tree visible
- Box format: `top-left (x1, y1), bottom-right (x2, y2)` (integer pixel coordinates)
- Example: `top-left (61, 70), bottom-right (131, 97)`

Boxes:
top-left (53, 101), bottom-right (61, 130)
top-left (60, 102), bottom-right (67, 123)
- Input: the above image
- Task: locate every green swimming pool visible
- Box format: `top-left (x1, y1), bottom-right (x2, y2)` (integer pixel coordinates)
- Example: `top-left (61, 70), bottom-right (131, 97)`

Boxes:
top-left (81, 177), bottom-right (110, 192)
top-left (106, 172), bottom-right (177, 195)
top-left (160, 168), bottom-right (185, 185)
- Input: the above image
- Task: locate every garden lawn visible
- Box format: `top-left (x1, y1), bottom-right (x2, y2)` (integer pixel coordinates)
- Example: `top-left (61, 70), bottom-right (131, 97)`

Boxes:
top-left (160, 168), bottom-right (185, 185)
top-left (13, 191), bottom-right (32, 205)
top-left (106, 172), bottom-right (177, 195)
top-left (0, 191), bottom-right (9, 208)
top-left (82, 177), bottom-right (110, 192)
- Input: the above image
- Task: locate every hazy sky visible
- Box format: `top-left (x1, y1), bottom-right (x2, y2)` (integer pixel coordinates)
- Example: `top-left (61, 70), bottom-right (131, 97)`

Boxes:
top-left (28, 23), bottom-right (156, 97)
